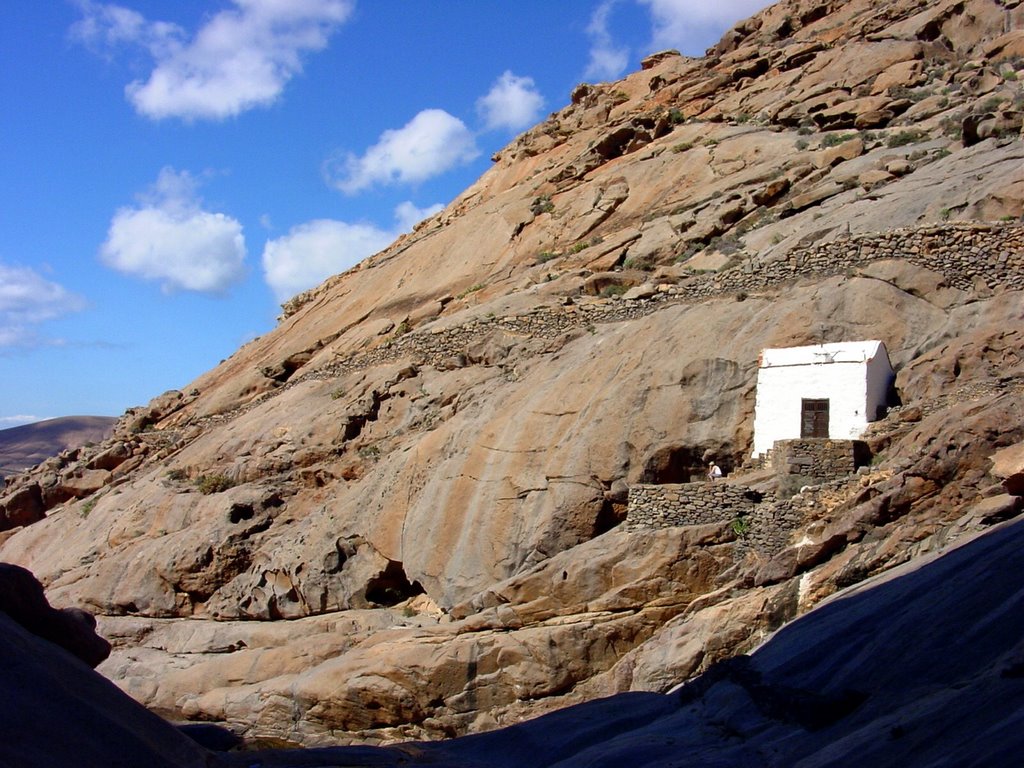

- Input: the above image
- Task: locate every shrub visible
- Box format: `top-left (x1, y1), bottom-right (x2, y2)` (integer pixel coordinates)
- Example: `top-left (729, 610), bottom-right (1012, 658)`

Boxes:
top-left (623, 254), bottom-right (656, 270)
top-left (886, 129), bottom-right (928, 147)
top-left (166, 468), bottom-right (188, 482)
top-left (795, 138), bottom-right (809, 150)
top-left (821, 132), bottom-right (857, 147)
top-left (195, 474), bottom-right (236, 495)
top-left (530, 195), bottom-right (554, 215)
top-left (668, 108), bottom-right (685, 124)
top-left (358, 444), bottom-right (380, 460)
top-left (731, 516), bottom-right (750, 537)
top-left (536, 251), bottom-right (559, 264)
top-left (599, 284), bottom-right (628, 298)
top-left (672, 141), bottom-right (694, 153)
top-left (457, 283), bottom-right (485, 299)
top-left (81, 498), bottom-right (97, 518)
top-left (393, 320), bottom-right (411, 338)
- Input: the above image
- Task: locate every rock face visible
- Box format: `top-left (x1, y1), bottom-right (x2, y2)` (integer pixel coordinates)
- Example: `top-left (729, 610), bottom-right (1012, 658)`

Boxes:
top-left (5, 517), bottom-right (1024, 767)
top-left (0, 0), bottom-right (1022, 748)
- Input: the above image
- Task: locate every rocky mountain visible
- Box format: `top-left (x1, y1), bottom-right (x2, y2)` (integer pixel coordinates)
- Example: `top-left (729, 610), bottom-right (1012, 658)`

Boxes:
top-left (0, 416), bottom-right (115, 480)
top-left (1, 0), bottom-right (1022, 752)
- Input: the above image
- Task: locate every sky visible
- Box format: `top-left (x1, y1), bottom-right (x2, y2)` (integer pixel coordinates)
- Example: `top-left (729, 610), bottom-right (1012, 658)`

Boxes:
top-left (0, 0), bottom-right (772, 427)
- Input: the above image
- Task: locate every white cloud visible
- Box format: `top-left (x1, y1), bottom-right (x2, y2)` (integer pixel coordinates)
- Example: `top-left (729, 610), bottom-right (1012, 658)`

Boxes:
top-left (585, 1), bottom-right (630, 81)
top-left (325, 109), bottom-right (480, 195)
top-left (638, 0), bottom-right (774, 52)
top-left (71, 0), bottom-right (353, 120)
top-left (100, 167), bottom-right (247, 294)
top-left (0, 263), bottom-right (85, 350)
top-left (262, 202), bottom-right (443, 301)
top-left (477, 71), bottom-right (545, 131)
top-left (393, 201), bottom-right (444, 232)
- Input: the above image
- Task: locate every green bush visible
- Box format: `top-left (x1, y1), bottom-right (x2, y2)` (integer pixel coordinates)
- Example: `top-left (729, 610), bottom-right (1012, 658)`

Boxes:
top-left (886, 129), bottom-right (928, 147)
top-left (456, 283), bottom-right (485, 299)
top-left (535, 251), bottom-right (559, 264)
top-left (821, 132), bottom-right (857, 147)
top-left (623, 254), bottom-right (656, 271)
top-left (599, 284), bottom-right (628, 298)
top-left (195, 474), bottom-right (236, 495)
top-left (531, 195), bottom-right (554, 215)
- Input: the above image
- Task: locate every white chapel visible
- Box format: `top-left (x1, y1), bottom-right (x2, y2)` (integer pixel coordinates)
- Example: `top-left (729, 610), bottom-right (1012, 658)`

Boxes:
top-left (751, 340), bottom-right (895, 459)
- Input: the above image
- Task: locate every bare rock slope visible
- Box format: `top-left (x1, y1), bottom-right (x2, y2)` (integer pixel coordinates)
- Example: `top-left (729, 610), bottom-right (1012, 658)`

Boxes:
top-left (5, 516), bottom-right (1024, 767)
top-left (1, 0), bottom-right (1023, 747)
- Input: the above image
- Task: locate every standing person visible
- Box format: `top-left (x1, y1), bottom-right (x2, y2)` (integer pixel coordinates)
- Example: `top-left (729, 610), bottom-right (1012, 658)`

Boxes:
top-left (707, 462), bottom-right (723, 481)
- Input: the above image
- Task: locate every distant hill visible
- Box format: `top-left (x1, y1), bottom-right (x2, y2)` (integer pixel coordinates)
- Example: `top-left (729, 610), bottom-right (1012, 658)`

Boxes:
top-left (0, 417), bottom-right (117, 478)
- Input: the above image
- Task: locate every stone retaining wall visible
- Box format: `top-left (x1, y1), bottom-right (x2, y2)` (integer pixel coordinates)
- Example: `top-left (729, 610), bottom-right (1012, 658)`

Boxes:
top-left (302, 222), bottom-right (1024, 386)
top-left (625, 482), bottom-right (761, 529)
top-left (772, 439), bottom-right (865, 497)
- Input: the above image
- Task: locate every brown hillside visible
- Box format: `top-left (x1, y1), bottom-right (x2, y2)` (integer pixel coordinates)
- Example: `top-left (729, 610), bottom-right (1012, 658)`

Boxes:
top-left (0, 416), bottom-right (116, 479)
top-left (1, 0), bottom-right (1022, 749)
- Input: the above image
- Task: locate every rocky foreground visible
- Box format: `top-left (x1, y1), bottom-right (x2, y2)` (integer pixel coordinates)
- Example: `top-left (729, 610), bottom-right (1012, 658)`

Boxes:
top-left (4, 509), bottom-right (1024, 766)
top-left (0, 0), bottom-right (1023, 750)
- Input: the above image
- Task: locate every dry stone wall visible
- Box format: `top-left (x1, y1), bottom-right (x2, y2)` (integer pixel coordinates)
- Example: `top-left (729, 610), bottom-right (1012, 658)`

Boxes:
top-left (625, 482), bottom-right (761, 529)
top-left (772, 439), bottom-right (866, 498)
top-left (302, 222), bottom-right (1023, 385)
top-left (626, 440), bottom-right (869, 555)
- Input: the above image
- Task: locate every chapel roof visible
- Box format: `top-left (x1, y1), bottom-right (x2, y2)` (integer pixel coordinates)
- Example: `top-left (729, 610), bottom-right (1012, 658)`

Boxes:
top-left (759, 340), bottom-right (890, 369)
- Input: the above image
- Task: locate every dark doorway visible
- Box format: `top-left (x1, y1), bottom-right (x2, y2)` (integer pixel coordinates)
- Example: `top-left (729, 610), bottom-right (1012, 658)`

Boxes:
top-left (801, 398), bottom-right (830, 438)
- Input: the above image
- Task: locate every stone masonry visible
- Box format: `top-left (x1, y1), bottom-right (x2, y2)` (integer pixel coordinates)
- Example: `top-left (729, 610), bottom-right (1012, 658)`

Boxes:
top-left (626, 482), bottom-right (761, 529)
top-left (772, 439), bottom-right (867, 498)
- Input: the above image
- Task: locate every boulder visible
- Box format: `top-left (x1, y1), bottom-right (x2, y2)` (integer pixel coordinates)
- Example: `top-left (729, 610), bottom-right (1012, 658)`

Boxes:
top-left (991, 442), bottom-right (1024, 496)
top-left (0, 563), bottom-right (110, 668)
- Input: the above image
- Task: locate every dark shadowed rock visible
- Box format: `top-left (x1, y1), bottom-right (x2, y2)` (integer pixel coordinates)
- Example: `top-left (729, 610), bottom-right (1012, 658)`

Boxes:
top-left (0, 563), bottom-right (110, 668)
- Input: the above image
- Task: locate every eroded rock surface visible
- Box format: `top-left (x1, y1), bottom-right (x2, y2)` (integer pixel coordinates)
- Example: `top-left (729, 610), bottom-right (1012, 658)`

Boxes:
top-left (0, 0), bottom-right (1022, 749)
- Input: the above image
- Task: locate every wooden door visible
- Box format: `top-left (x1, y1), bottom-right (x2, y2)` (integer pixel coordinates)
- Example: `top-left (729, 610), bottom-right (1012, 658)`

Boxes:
top-left (801, 398), bottom-right (830, 438)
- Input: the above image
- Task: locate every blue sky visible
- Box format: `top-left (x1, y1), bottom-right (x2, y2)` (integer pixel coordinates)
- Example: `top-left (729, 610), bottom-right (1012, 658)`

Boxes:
top-left (0, 0), bottom-right (771, 426)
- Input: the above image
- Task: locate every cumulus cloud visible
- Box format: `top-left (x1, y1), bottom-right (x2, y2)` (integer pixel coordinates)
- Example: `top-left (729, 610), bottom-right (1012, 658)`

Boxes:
top-left (585, 1), bottom-right (630, 81)
top-left (476, 71), bottom-right (545, 131)
top-left (0, 263), bottom-right (85, 350)
top-left (393, 201), bottom-right (444, 232)
top-left (262, 202), bottom-right (443, 301)
top-left (71, 0), bottom-right (353, 120)
top-left (325, 109), bottom-right (479, 194)
top-left (638, 0), bottom-right (774, 52)
top-left (99, 167), bottom-right (247, 294)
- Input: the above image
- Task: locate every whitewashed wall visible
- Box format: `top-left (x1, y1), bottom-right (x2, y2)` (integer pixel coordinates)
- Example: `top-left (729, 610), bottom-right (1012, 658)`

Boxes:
top-left (751, 361), bottom-right (870, 457)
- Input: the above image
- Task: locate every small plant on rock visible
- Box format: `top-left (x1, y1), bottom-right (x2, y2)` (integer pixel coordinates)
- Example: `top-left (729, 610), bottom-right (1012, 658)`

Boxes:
top-left (531, 195), bottom-right (555, 215)
top-left (195, 474), bottom-right (236, 495)
top-left (731, 515), bottom-right (751, 537)
top-left (887, 129), bottom-right (928, 147)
